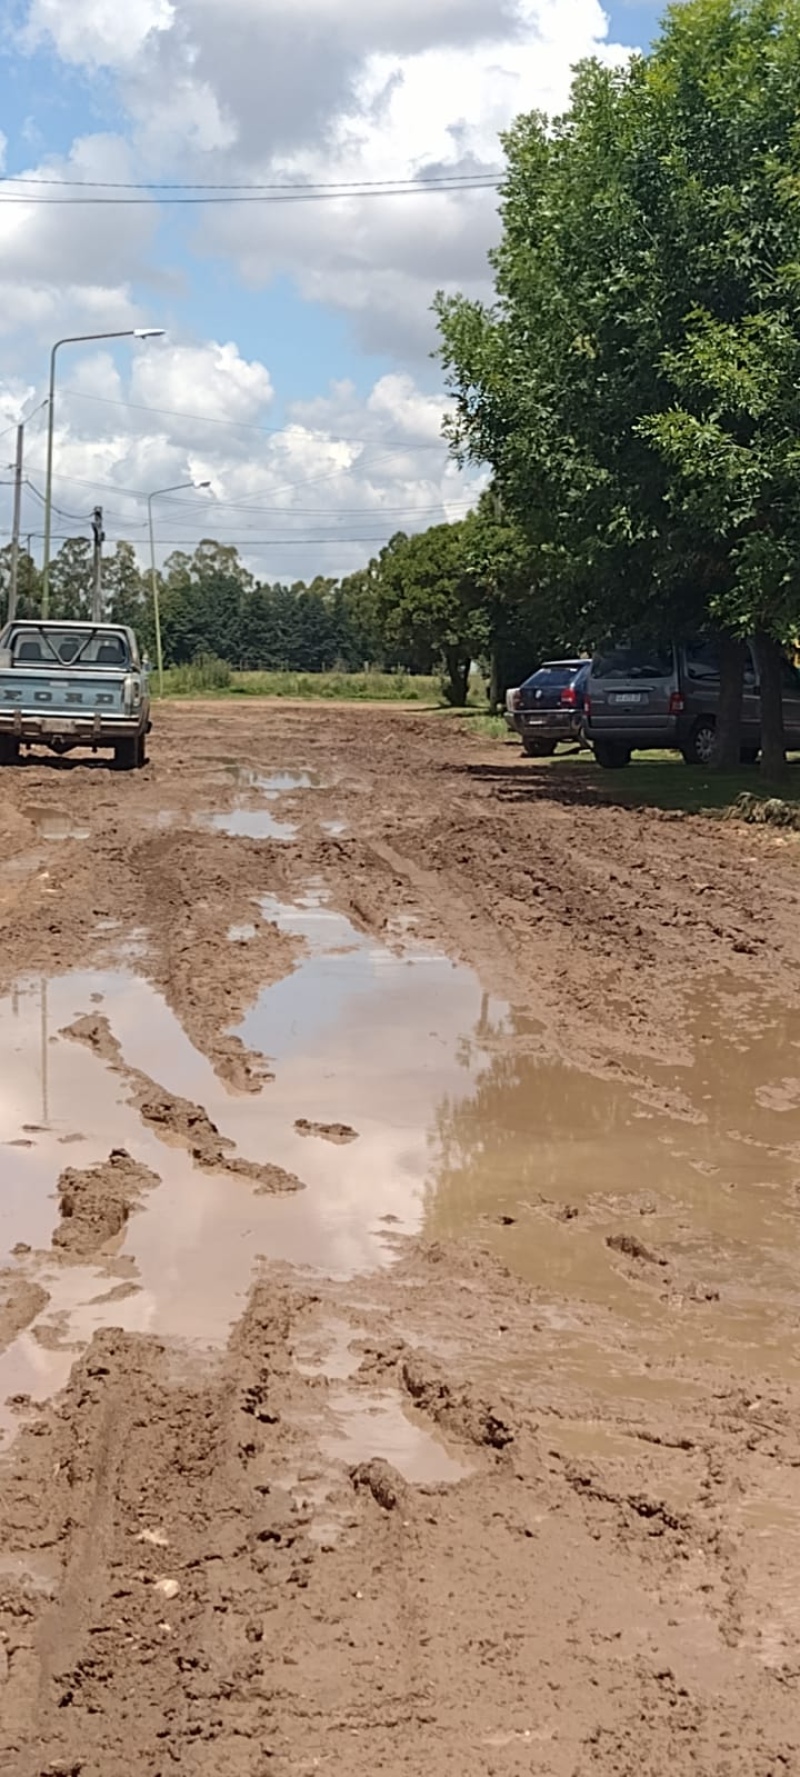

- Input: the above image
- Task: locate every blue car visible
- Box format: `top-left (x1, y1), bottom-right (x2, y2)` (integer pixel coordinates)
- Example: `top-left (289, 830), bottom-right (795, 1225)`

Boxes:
top-left (517, 659), bottom-right (591, 757)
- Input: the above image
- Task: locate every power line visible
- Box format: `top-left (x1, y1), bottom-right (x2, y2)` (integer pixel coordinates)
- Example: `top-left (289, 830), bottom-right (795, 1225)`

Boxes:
top-left (1, 170), bottom-right (501, 194)
top-left (158, 492), bottom-right (474, 518)
top-left (0, 179), bottom-right (500, 207)
top-left (59, 386), bottom-right (446, 448)
top-left (23, 440), bottom-right (462, 505)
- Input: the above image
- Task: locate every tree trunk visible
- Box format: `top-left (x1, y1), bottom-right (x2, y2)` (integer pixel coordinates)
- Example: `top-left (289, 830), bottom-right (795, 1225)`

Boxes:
top-left (755, 632), bottom-right (787, 779)
top-left (488, 651), bottom-right (501, 712)
top-left (714, 633), bottom-right (746, 770)
top-left (444, 648), bottom-right (471, 706)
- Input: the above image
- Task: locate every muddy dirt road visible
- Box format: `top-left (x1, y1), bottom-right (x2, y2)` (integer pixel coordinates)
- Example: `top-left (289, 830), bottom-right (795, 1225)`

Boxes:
top-left (2, 704), bottom-right (800, 1775)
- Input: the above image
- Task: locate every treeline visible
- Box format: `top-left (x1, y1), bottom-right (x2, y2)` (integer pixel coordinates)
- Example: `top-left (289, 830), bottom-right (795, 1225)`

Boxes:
top-left (436, 0), bottom-right (800, 772)
top-left (0, 498), bottom-right (565, 704)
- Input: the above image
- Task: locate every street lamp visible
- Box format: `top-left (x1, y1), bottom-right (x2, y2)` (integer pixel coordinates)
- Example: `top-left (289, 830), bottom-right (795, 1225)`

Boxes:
top-left (148, 481), bottom-right (211, 695)
top-left (42, 326), bottom-right (165, 616)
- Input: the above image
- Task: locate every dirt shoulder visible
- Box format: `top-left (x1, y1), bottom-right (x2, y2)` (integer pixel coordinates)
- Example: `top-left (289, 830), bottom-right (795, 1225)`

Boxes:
top-left (0, 705), bottom-right (799, 1775)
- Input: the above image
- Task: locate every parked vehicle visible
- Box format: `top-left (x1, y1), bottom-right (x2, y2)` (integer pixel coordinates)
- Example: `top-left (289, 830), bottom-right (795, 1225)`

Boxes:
top-left (505, 685), bottom-right (522, 732)
top-left (0, 620), bottom-right (151, 769)
top-left (584, 638), bottom-right (800, 768)
top-left (517, 659), bottom-right (591, 756)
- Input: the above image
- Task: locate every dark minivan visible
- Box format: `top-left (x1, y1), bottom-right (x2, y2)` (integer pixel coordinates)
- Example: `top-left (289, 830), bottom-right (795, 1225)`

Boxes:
top-left (584, 639), bottom-right (800, 767)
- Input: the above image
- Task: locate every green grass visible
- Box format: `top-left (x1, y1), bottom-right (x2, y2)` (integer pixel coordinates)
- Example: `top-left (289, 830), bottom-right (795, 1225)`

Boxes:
top-left (441, 708), bottom-right (800, 816)
top-left (440, 708), bottom-right (511, 741)
top-left (502, 745), bottom-right (800, 816)
top-left (157, 664), bottom-right (442, 703)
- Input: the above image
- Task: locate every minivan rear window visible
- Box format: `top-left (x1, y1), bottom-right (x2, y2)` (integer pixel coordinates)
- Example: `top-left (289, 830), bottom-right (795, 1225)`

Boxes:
top-left (593, 643), bottom-right (674, 681)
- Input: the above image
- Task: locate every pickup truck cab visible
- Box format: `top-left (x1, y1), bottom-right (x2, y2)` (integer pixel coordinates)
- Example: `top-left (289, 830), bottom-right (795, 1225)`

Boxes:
top-left (0, 620), bottom-right (150, 769)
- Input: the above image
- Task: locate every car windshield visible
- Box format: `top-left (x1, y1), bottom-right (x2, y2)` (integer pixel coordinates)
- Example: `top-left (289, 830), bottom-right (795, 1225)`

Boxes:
top-left (593, 643), bottom-right (674, 681)
top-left (10, 627), bottom-right (130, 669)
top-left (523, 665), bottom-right (582, 689)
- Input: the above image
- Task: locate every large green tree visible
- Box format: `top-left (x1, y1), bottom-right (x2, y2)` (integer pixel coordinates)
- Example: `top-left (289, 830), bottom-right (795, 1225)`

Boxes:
top-left (373, 523), bottom-right (483, 704)
top-left (437, 0), bottom-right (800, 771)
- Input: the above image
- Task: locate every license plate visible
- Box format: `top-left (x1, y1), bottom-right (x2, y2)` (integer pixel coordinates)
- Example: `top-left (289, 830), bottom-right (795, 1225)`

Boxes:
top-left (524, 714), bottom-right (546, 724)
top-left (41, 719), bottom-right (77, 735)
top-left (610, 693), bottom-right (644, 705)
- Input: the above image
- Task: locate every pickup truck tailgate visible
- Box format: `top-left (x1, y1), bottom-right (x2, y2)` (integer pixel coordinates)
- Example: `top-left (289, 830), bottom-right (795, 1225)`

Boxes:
top-left (0, 668), bottom-right (130, 717)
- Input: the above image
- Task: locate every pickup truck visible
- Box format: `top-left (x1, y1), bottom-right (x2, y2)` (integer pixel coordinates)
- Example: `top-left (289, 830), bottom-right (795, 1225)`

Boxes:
top-left (0, 620), bottom-right (151, 769)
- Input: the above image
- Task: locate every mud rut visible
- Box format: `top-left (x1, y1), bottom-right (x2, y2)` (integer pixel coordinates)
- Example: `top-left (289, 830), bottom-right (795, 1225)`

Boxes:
top-left (1, 703), bottom-right (800, 1775)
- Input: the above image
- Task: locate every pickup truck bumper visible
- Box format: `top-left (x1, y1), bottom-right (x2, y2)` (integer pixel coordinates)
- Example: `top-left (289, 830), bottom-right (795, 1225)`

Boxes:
top-left (0, 709), bottom-right (145, 746)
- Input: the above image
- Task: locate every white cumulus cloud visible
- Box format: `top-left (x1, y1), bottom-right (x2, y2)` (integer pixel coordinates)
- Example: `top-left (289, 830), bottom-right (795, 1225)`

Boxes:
top-left (4, 342), bottom-right (481, 580)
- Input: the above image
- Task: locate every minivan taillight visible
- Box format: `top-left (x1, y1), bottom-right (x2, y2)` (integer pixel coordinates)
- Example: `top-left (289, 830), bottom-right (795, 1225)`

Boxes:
top-left (669, 692), bottom-right (685, 715)
top-left (560, 686), bottom-right (577, 708)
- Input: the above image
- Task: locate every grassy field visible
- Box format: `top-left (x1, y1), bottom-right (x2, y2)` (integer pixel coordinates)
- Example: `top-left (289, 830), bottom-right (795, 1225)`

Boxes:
top-left (158, 664), bottom-right (443, 703)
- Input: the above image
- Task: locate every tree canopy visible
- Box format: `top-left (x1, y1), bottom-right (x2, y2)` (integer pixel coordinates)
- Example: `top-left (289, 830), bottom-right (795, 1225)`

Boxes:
top-left (437, 0), bottom-right (800, 767)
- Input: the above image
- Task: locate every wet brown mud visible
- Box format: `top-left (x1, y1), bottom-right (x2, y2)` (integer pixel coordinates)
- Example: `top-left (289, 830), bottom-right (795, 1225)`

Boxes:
top-left (0, 703), bottom-right (800, 1774)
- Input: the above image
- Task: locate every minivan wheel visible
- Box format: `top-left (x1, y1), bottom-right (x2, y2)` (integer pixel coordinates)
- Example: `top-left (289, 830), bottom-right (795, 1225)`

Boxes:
top-left (683, 718), bottom-right (717, 767)
top-left (593, 739), bottom-right (632, 770)
top-left (522, 736), bottom-right (556, 757)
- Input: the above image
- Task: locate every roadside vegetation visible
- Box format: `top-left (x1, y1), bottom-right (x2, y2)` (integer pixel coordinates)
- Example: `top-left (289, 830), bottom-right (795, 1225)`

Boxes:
top-left (156, 661), bottom-right (442, 703)
top-left (2, 2), bottom-right (799, 776)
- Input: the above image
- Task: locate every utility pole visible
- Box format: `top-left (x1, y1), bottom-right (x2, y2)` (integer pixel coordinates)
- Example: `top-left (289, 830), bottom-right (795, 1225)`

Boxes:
top-left (8, 423), bottom-right (23, 622)
top-left (91, 505), bottom-right (104, 622)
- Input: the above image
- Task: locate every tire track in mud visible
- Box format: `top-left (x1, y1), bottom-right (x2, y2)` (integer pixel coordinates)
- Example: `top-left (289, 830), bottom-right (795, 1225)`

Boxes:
top-left (2, 1254), bottom-right (798, 1776)
top-left (1, 708), bottom-right (800, 1772)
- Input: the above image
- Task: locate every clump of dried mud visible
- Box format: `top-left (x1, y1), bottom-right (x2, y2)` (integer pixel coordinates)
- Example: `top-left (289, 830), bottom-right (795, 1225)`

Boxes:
top-left (54, 1147), bottom-right (160, 1256)
top-left (0, 1273), bottom-right (49, 1354)
top-left (295, 1117), bottom-right (359, 1144)
top-left (64, 1014), bottom-right (303, 1194)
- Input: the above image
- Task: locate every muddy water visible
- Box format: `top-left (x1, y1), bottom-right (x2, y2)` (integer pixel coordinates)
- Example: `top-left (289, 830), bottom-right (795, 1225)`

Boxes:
top-left (2, 868), bottom-right (800, 1440)
top-left (195, 767), bottom-right (317, 842)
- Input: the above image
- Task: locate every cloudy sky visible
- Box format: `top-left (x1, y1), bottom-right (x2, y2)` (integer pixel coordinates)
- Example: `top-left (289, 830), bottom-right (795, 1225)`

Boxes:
top-left (0, 0), bottom-right (663, 581)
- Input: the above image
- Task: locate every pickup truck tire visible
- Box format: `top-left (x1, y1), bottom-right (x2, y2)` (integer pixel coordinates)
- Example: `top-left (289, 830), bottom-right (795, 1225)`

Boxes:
top-left (115, 736), bottom-right (143, 771)
top-left (593, 739), bottom-right (632, 770)
top-left (0, 736), bottom-right (20, 766)
top-left (522, 736), bottom-right (557, 757)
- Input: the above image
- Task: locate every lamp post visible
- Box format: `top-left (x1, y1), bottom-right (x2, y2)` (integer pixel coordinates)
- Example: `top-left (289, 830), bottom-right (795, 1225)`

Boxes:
top-left (42, 326), bottom-right (165, 617)
top-left (148, 481), bottom-right (211, 695)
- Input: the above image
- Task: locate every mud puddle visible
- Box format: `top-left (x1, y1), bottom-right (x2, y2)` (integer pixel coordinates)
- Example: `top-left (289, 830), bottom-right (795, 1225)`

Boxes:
top-left (200, 806), bottom-right (298, 841)
top-left (197, 766), bottom-right (320, 841)
top-left (2, 892), bottom-right (800, 1436)
top-left (28, 808), bottom-right (92, 842)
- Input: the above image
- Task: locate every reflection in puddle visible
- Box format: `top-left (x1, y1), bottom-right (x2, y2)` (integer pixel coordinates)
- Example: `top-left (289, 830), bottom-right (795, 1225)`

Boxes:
top-left (221, 765), bottom-right (320, 795)
top-left (196, 767), bottom-right (317, 843)
top-left (1, 890), bottom-right (800, 1432)
top-left (321, 1389), bottom-right (469, 1485)
top-left (200, 808), bottom-right (297, 841)
top-left (28, 808), bottom-right (91, 842)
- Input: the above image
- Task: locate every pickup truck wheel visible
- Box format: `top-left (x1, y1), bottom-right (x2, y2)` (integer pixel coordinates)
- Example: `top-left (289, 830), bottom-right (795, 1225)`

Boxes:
top-left (593, 739), bottom-right (632, 769)
top-left (136, 732), bottom-right (147, 768)
top-left (522, 736), bottom-right (557, 757)
top-left (0, 736), bottom-right (20, 766)
top-left (114, 737), bottom-right (139, 771)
